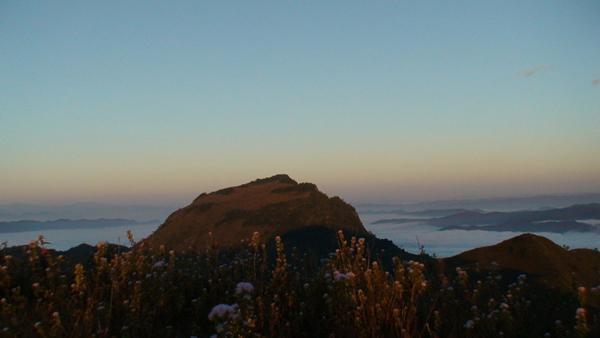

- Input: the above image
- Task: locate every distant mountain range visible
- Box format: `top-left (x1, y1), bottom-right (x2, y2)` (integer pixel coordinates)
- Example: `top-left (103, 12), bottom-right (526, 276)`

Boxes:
top-left (0, 203), bottom-right (175, 222)
top-left (0, 218), bottom-right (149, 234)
top-left (361, 208), bottom-right (480, 217)
top-left (357, 192), bottom-right (600, 213)
top-left (373, 203), bottom-right (600, 233)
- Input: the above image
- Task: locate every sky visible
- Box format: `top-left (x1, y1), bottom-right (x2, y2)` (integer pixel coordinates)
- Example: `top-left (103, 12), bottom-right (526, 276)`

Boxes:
top-left (1, 1), bottom-right (599, 205)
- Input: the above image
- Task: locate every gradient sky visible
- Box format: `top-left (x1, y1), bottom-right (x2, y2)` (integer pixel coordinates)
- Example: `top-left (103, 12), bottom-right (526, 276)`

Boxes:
top-left (1, 1), bottom-right (599, 205)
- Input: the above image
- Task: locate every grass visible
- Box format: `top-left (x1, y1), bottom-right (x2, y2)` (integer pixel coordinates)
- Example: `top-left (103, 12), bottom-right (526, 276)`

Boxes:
top-left (0, 231), bottom-right (598, 337)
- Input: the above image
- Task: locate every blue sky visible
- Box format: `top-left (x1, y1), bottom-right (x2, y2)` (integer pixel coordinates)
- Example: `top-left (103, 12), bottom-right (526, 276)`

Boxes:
top-left (1, 1), bottom-right (599, 204)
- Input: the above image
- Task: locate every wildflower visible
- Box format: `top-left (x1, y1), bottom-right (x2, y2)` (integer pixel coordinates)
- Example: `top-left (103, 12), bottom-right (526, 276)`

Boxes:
top-left (208, 304), bottom-right (237, 321)
top-left (500, 303), bottom-right (509, 311)
top-left (464, 320), bottom-right (475, 329)
top-left (333, 270), bottom-right (354, 281)
top-left (575, 307), bottom-right (589, 335)
top-left (235, 282), bottom-right (254, 294)
top-left (153, 260), bottom-right (167, 268)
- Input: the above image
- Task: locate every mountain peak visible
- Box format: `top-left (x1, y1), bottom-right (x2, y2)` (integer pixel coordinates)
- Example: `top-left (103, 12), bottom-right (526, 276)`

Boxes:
top-left (144, 175), bottom-right (365, 250)
top-left (244, 174), bottom-right (297, 186)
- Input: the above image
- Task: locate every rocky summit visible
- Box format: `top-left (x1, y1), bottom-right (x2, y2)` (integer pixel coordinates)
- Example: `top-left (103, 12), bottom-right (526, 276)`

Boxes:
top-left (144, 174), bottom-right (367, 251)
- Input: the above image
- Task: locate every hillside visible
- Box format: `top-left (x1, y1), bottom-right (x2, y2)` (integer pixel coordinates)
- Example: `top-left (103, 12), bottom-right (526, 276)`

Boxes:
top-left (446, 233), bottom-right (600, 289)
top-left (144, 175), bottom-right (368, 251)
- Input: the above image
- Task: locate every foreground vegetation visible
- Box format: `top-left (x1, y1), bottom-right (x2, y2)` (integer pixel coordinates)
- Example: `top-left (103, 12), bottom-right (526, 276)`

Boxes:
top-left (0, 232), bottom-right (598, 337)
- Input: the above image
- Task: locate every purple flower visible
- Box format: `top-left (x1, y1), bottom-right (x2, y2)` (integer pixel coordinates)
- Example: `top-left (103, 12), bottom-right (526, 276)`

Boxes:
top-left (208, 304), bottom-right (237, 321)
top-left (235, 282), bottom-right (254, 294)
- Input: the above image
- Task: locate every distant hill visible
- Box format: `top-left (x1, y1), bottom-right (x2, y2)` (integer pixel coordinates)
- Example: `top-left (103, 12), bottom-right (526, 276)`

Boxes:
top-left (445, 233), bottom-right (600, 290)
top-left (357, 193), bottom-right (600, 213)
top-left (432, 203), bottom-right (600, 233)
top-left (1, 242), bottom-right (129, 266)
top-left (0, 203), bottom-right (174, 222)
top-left (373, 203), bottom-right (600, 233)
top-left (0, 218), bottom-right (141, 233)
top-left (363, 208), bottom-right (479, 218)
top-left (440, 220), bottom-right (596, 233)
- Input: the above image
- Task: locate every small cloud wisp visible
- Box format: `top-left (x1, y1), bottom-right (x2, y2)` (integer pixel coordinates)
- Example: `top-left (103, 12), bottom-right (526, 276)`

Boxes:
top-left (520, 64), bottom-right (552, 78)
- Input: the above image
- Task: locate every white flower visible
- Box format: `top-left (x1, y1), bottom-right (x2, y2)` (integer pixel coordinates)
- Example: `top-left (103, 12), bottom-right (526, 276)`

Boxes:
top-left (153, 260), bottom-right (167, 268)
top-left (235, 282), bottom-right (254, 294)
top-left (208, 304), bottom-right (237, 321)
top-left (464, 320), bottom-right (475, 329)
